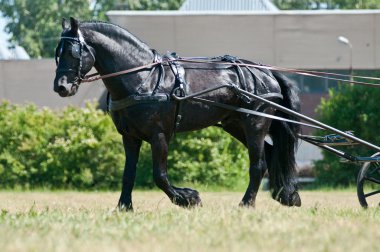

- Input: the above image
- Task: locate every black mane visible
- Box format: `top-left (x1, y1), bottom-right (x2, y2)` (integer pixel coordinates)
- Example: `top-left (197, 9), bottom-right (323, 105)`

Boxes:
top-left (80, 20), bottom-right (151, 51)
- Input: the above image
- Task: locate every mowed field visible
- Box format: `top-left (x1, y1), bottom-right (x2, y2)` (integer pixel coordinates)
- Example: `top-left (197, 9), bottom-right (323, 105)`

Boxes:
top-left (0, 190), bottom-right (379, 252)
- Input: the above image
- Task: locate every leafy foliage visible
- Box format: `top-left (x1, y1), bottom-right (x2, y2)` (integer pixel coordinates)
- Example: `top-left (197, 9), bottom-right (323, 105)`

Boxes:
top-left (273, 0), bottom-right (380, 10)
top-left (0, 0), bottom-right (184, 58)
top-left (273, 0), bottom-right (312, 9)
top-left (314, 75), bottom-right (380, 186)
top-left (0, 101), bottom-right (248, 190)
top-left (0, 102), bottom-right (125, 189)
top-left (0, 0), bottom-right (93, 58)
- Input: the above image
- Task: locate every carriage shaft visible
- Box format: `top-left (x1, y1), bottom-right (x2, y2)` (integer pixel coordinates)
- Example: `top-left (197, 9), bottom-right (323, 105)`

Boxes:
top-left (237, 88), bottom-right (380, 152)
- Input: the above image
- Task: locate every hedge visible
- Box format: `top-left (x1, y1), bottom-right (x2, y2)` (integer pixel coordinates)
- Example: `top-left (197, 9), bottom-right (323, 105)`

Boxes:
top-left (314, 83), bottom-right (380, 186)
top-left (0, 101), bottom-right (249, 190)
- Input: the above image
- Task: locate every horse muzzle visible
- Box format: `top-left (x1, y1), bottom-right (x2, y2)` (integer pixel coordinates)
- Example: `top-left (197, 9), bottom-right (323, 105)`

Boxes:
top-left (54, 75), bottom-right (78, 97)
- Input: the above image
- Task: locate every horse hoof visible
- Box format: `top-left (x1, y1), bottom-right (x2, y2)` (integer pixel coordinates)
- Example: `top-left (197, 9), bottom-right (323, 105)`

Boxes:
top-left (290, 191), bottom-right (301, 207)
top-left (117, 203), bottom-right (134, 212)
top-left (238, 201), bottom-right (255, 208)
top-left (172, 187), bottom-right (202, 208)
top-left (273, 189), bottom-right (302, 207)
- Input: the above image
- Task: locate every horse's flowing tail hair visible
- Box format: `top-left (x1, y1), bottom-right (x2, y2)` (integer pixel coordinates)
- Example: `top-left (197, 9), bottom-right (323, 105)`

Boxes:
top-left (265, 71), bottom-right (301, 206)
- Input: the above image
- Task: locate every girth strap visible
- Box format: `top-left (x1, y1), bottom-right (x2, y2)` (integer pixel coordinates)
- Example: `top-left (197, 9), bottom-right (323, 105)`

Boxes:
top-left (109, 93), bottom-right (169, 111)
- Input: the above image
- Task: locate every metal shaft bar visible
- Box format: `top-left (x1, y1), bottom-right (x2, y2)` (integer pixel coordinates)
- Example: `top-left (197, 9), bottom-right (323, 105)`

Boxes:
top-left (237, 88), bottom-right (380, 152)
top-left (300, 137), bottom-right (358, 162)
top-left (192, 97), bottom-right (323, 130)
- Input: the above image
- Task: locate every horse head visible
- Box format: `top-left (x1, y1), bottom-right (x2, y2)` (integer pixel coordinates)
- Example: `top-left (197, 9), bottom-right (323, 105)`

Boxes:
top-left (53, 17), bottom-right (96, 97)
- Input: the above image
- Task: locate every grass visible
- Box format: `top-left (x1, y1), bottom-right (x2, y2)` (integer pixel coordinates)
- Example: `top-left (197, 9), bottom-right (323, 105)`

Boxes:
top-left (0, 190), bottom-right (379, 252)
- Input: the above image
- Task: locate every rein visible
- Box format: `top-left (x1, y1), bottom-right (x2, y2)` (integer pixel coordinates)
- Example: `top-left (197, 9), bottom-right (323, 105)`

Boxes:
top-left (81, 61), bottom-right (165, 83)
top-left (81, 57), bottom-right (380, 88)
top-left (177, 59), bottom-right (380, 87)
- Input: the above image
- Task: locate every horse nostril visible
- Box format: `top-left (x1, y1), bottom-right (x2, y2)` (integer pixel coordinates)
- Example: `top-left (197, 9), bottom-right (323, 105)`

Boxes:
top-left (58, 85), bottom-right (67, 93)
top-left (59, 76), bottom-right (67, 84)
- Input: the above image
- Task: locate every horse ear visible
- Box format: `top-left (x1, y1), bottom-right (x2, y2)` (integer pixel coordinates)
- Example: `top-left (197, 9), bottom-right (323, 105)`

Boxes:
top-left (70, 17), bottom-right (79, 34)
top-left (61, 18), bottom-right (69, 30)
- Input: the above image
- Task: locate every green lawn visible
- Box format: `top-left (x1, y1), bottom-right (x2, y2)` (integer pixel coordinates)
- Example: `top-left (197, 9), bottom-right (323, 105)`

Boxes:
top-left (0, 191), bottom-right (379, 252)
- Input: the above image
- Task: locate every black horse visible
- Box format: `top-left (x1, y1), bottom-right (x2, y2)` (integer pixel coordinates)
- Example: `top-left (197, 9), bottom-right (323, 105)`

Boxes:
top-left (54, 17), bottom-right (301, 210)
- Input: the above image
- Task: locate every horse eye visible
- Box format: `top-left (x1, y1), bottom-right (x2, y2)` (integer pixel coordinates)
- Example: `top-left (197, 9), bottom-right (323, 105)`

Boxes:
top-left (71, 44), bottom-right (81, 59)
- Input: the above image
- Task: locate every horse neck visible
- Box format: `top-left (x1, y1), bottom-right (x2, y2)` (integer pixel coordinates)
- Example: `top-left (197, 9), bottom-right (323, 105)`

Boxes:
top-left (81, 23), bottom-right (154, 99)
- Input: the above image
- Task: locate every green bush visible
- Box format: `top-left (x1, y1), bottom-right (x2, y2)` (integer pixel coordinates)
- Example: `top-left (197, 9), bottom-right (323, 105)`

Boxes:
top-left (314, 83), bottom-right (380, 186)
top-left (0, 101), bottom-right (248, 190)
top-left (0, 101), bottom-right (125, 189)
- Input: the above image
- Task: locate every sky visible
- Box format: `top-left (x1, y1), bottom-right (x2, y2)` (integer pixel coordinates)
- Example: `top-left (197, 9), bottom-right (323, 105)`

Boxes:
top-left (0, 15), bottom-right (30, 59)
top-left (0, 15), bottom-right (10, 47)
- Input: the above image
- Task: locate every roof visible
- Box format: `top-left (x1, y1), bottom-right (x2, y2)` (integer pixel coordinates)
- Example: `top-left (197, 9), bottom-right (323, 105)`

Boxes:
top-left (179, 0), bottom-right (279, 11)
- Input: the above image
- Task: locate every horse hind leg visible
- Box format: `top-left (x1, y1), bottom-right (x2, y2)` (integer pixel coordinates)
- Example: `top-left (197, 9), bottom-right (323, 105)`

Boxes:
top-left (266, 121), bottom-right (301, 207)
top-left (151, 132), bottom-right (202, 208)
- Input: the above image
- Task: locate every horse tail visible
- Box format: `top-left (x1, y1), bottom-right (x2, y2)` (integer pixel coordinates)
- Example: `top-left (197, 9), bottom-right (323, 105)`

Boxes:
top-left (265, 71), bottom-right (301, 206)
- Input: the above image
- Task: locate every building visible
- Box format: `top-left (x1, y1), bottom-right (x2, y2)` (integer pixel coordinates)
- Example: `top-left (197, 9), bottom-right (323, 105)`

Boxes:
top-left (179, 0), bottom-right (278, 11)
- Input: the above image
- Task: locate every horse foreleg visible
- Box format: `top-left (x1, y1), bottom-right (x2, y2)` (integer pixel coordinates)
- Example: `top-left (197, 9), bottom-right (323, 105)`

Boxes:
top-left (117, 134), bottom-right (142, 211)
top-left (151, 132), bottom-right (202, 208)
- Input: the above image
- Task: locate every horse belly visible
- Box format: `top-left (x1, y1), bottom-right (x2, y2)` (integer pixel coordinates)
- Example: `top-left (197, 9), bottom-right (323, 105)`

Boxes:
top-left (175, 100), bottom-right (232, 132)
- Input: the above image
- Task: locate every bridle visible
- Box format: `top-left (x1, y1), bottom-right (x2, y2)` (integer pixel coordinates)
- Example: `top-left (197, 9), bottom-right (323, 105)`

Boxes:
top-left (55, 30), bottom-right (95, 86)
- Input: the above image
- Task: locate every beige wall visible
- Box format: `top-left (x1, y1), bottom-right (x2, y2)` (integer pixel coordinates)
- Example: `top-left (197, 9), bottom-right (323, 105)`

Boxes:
top-left (0, 59), bottom-right (105, 108)
top-left (108, 10), bottom-right (380, 70)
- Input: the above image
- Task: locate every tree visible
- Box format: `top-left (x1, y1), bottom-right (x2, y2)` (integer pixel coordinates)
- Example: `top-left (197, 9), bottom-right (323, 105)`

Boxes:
top-left (273, 0), bottom-right (312, 9)
top-left (0, 0), bottom-right (93, 58)
top-left (0, 0), bottom-right (184, 58)
top-left (273, 0), bottom-right (380, 10)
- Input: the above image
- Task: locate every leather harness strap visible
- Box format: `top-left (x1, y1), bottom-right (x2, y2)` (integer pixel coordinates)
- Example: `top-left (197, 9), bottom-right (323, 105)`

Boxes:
top-left (109, 93), bottom-right (169, 111)
top-left (164, 52), bottom-right (188, 133)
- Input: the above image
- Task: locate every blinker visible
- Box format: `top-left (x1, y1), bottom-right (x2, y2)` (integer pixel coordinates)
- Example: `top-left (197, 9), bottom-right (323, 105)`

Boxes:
top-left (71, 43), bottom-right (81, 59)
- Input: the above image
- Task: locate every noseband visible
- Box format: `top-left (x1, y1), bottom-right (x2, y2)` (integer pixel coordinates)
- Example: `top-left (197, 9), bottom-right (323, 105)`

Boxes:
top-left (55, 30), bottom-right (95, 85)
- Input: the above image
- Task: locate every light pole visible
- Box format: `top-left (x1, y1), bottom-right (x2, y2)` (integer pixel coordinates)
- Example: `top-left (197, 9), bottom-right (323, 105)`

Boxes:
top-left (337, 36), bottom-right (353, 82)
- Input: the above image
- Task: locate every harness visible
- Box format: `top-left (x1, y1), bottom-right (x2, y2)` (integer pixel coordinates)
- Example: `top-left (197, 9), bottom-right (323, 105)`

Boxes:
top-left (107, 51), bottom-right (297, 133)
top-left (165, 52), bottom-right (188, 132)
top-left (109, 51), bottom-right (194, 133)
